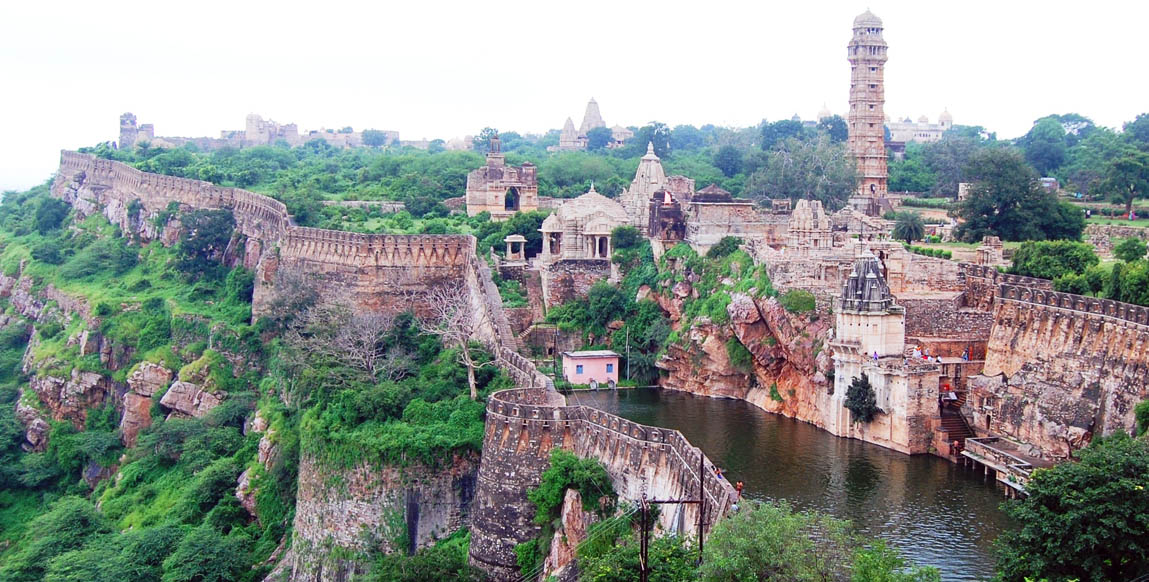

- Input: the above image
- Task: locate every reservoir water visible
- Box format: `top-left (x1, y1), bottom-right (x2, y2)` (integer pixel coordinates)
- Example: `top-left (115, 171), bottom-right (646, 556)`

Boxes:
top-left (573, 388), bottom-right (1012, 582)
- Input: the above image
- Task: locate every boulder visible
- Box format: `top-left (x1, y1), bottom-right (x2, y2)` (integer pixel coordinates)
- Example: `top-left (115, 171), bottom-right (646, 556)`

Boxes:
top-left (160, 381), bottom-right (223, 418)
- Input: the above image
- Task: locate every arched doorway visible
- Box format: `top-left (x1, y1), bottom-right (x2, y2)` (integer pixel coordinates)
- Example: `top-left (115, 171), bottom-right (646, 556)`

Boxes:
top-left (597, 236), bottom-right (608, 258)
top-left (504, 187), bottom-right (520, 212)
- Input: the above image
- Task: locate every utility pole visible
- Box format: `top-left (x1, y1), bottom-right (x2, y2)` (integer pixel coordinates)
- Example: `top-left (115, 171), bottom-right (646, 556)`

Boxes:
top-left (636, 447), bottom-right (709, 579)
top-left (626, 327), bottom-right (631, 382)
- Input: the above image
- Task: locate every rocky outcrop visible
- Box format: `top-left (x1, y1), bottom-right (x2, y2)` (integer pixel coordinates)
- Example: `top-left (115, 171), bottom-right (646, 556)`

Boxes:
top-left (656, 285), bottom-right (834, 429)
top-left (27, 370), bottom-right (114, 427)
top-left (160, 381), bottom-right (222, 419)
top-left (541, 489), bottom-right (598, 582)
top-left (121, 362), bottom-right (173, 446)
top-left (15, 397), bottom-right (50, 452)
top-left (286, 452), bottom-right (480, 582)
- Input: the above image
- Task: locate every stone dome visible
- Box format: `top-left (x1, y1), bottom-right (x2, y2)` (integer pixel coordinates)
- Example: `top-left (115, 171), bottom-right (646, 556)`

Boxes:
top-left (818, 104), bottom-right (833, 120)
top-left (853, 9), bottom-right (882, 28)
top-left (939, 109), bottom-right (953, 123)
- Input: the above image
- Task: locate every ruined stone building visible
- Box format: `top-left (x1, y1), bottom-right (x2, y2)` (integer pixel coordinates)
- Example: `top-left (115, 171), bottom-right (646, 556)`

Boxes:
top-left (618, 143), bottom-right (695, 234)
top-left (786, 199), bottom-right (834, 255)
top-left (116, 112), bottom-right (398, 152)
top-left (846, 10), bottom-right (891, 216)
top-left (464, 136), bottom-right (539, 220)
top-left (684, 185), bottom-right (770, 253)
top-left (829, 253), bottom-right (938, 454)
top-left (550, 98), bottom-right (633, 151)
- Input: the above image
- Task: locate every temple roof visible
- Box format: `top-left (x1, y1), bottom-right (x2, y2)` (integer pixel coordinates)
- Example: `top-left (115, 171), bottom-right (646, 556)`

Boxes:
top-left (853, 9), bottom-right (882, 28)
top-left (544, 185), bottom-right (629, 230)
top-left (840, 252), bottom-right (894, 312)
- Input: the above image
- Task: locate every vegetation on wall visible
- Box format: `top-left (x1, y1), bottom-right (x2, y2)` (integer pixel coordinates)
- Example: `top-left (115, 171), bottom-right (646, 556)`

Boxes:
top-left (845, 373), bottom-right (879, 423)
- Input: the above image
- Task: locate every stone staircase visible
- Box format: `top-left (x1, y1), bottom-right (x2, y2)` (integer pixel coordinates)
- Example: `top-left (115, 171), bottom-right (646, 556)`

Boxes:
top-left (939, 407), bottom-right (974, 449)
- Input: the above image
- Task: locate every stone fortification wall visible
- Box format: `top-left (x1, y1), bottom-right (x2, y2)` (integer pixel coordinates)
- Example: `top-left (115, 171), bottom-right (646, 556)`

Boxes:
top-left (959, 263), bottom-right (1051, 312)
top-left (972, 283), bottom-right (1149, 459)
top-left (469, 387), bottom-right (738, 580)
top-left (540, 259), bottom-right (612, 309)
top-left (900, 295), bottom-right (993, 340)
top-left (1084, 223), bottom-right (1149, 257)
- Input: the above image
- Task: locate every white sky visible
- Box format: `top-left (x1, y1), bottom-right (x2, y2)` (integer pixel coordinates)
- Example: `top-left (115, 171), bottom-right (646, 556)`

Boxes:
top-left (2, 0), bottom-right (1146, 191)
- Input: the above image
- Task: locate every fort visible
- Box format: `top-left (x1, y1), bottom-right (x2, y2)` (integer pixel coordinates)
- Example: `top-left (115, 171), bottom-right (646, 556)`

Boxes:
top-left (49, 151), bottom-right (736, 582)
top-left (117, 112), bottom-right (399, 152)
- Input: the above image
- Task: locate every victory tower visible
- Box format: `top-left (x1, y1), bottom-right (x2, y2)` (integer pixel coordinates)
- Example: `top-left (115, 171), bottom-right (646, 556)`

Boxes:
top-left (847, 9), bottom-right (888, 213)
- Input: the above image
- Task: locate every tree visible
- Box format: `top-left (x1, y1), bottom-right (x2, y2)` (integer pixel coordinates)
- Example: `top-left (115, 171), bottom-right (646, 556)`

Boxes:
top-left (1114, 237), bottom-right (1148, 263)
top-left (1021, 117), bottom-right (1068, 175)
top-left (419, 285), bottom-right (493, 400)
top-left (1009, 240), bottom-right (1099, 280)
top-left (288, 297), bottom-right (404, 383)
top-left (744, 135), bottom-right (856, 210)
top-left (1124, 113), bottom-right (1149, 150)
top-left (760, 119), bottom-right (806, 151)
top-left (611, 225), bottom-right (641, 250)
top-left (888, 148), bottom-right (936, 192)
top-left (471, 127), bottom-right (499, 153)
top-left (36, 198), bottom-right (70, 233)
top-left (845, 373), bottom-right (879, 423)
top-left (629, 122), bottom-right (671, 158)
top-left (177, 209), bottom-right (236, 279)
top-left (817, 114), bottom-right (849, 143)
top-left (701, 500), bottom-right (937, 582)
top-left (670, 124), bottom-right (706, 152)
top-left (0, 497), bottom-right (113, 582)
top-left (160, 526), bottom-right (249, 582)
top-left (1100, 150), bottom-right (1149, 216)
top-left (1062, 128), bottom-right (1125, 195)
top-left (995, 434), bottom-right (1149, 582)
top-left (892, 211), bottom-right (926, 244)
top-left (919, 136), bottom-right (979, 196)
top-left (713, 145), bottom-right (743, 178)
top-left (362, 129), bottom-right (391, 147)
top-left (585, 126), bottom-right (614, 151)
top-left (953, 148), bottom-right (1075, 241)
top-left (427, 139), bottom-right (446, 154)
top-left (706, 236), bottom-right (743, 259)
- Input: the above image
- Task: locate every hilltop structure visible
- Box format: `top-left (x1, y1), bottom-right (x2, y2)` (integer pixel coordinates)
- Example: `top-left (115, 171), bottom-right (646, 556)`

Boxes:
top-left (618, 143), bottom-right (695, 234)
top-left (116, 112), bottom-right (398, 151)
top-left (887, 110), bottom-right (953, 144)
top-left (550, 98), bottom-right (633, 151)
top-left (464, 135), bottom-right (539, 220)
top-left (846, 10), bottom-right (890, 216)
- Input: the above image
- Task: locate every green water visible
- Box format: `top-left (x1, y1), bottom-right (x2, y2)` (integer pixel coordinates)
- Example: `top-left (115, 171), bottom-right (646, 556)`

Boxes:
top-left (572, 388), bottom-right (1012, 582)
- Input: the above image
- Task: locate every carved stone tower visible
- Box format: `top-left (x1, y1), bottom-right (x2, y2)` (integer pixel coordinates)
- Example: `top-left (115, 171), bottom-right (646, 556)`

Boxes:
top-left (847, 10), bottom-right (888, 205)
top-left (119, 113), bottom-right (139, 150)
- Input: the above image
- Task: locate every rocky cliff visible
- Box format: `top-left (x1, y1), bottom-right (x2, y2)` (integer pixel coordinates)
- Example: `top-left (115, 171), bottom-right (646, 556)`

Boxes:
top-left (282, 453), bottom-right (479, 582)
top-left (656, 284), bottom-right (837, 434)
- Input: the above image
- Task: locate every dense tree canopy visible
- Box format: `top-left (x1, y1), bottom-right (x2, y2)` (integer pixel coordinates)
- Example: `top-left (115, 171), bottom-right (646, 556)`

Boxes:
top-left (745, 135), bottom-right (856, 210)
top-left (954, 148), bottom-right (1084, 241)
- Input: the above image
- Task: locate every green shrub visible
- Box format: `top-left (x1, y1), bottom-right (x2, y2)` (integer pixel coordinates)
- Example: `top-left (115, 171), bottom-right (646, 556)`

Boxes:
top-left (706, 236), bottom-right (743, 259)
top-left (726, 338), bottom-right (753, 374)
top-left (60, 238), bottom-right (138, 280)
top-left (769, 382), bottom-right (783, 402)
top-left (779, 289), bottom-right (816, 314)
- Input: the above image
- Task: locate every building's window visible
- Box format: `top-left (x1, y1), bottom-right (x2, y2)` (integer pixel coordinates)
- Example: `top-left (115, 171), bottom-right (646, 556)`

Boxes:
top-left (576, 364), bottom-right (584, 375)
top-left (606, 363), bottom-right (614, 373)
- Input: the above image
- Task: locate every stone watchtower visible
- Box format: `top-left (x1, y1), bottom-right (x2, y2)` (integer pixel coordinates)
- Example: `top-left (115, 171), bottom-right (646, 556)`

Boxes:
top-left (847, 10), bottom-right (889, 207)
top-left (119, 113), bottom-right (139, 150)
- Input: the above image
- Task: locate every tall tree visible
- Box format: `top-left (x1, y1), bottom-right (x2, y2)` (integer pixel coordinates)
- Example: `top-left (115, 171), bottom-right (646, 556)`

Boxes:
top-left (1124, 113), bottom-right (1149, 150)
top-left (628, 122), bottom-right (671, 158)
top-left (816, 115), bottom-right (849, 143)
top-left (954, 148), bottom-right (1076, 241)
top-left (471, 127), bottom-right (499, 153)
top-left (919, 136), bottom-right (980, 196)
top-left (1021, 117), bottom-right (1068, 175)
top-left (713, 145), bottom-right (743, 178)
top-left (585, 126), bottom-right (614, 151)
top-left (995, 434), bottom-right (1149, 582)
top-left (361, 129), bottom-right (391, 147)
top-left (760, 119), bottom-right (806, 151)
top-left (419, 285), bottom-right (493, 400)
top-left (670, 124), bottom-right (706, 152)
top-left (745, 135), bottom-right (856, 210)
top-left (1101, 150), bottom-right (1149, 216)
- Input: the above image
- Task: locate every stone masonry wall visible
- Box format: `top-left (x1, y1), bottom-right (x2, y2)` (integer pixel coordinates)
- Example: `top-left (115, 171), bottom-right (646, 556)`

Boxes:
top-left (540, 259), bottom-right (611, 309)
top-left (900, 295), bottom-right (993, 340)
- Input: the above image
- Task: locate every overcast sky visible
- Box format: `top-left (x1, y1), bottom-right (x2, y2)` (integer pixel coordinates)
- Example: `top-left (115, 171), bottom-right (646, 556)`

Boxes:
top-left (2, 0), bottom-right (1146, 191)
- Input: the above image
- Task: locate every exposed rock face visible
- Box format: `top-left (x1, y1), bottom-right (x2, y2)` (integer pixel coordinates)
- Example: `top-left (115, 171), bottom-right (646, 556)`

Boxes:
top-left (542, 489), bottom-right (597, 581)
top-left (28, 370), bottom-right (114, 426)
top-left (15, 397), bottom-right (50, 452)
top-left (121, 363), bottom-right (173, 446)
top-left (657, 287), bottom-right (834, 426)
top-left (160, 380), bottom-right (223, 418)
top-left (287, 452), bottom-right (480, 582)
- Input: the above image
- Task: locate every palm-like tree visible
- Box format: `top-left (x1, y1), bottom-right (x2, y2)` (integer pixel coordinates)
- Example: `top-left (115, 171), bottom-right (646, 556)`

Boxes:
top-left (892, 211), bottom-right (926, 244)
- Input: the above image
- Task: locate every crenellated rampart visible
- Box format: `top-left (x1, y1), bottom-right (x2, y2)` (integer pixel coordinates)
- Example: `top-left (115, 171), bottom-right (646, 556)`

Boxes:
top-left (53, 151), bottom-right (736, 581)
top-left (469, 386), bottom-right (738, 580)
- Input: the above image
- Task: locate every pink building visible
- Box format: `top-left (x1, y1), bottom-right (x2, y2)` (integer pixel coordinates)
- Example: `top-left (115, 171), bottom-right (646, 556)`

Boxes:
top-left (561, 350), bottom-right (620, 385)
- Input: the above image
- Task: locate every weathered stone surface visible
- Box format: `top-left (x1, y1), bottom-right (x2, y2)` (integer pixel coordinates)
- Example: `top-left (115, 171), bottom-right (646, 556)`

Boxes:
top-left (28, 369), bottom-right (113, 426)
top-left (123, 362), bottom-right (173, 446)
top-left (160, 381), bottom-right (223, 418)
top-left (236, 468), bottom-right (258, 518)
top-left (542, 489), bottom-right (597, 581)
top-left (288, 452), bottom-right (480, 582)
top-left (15, 397), bottom-right (50, 452)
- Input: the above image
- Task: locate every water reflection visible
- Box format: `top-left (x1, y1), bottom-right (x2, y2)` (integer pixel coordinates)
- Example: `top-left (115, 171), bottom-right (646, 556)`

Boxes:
top-left (570, 388), bottom-right (1012, 582)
